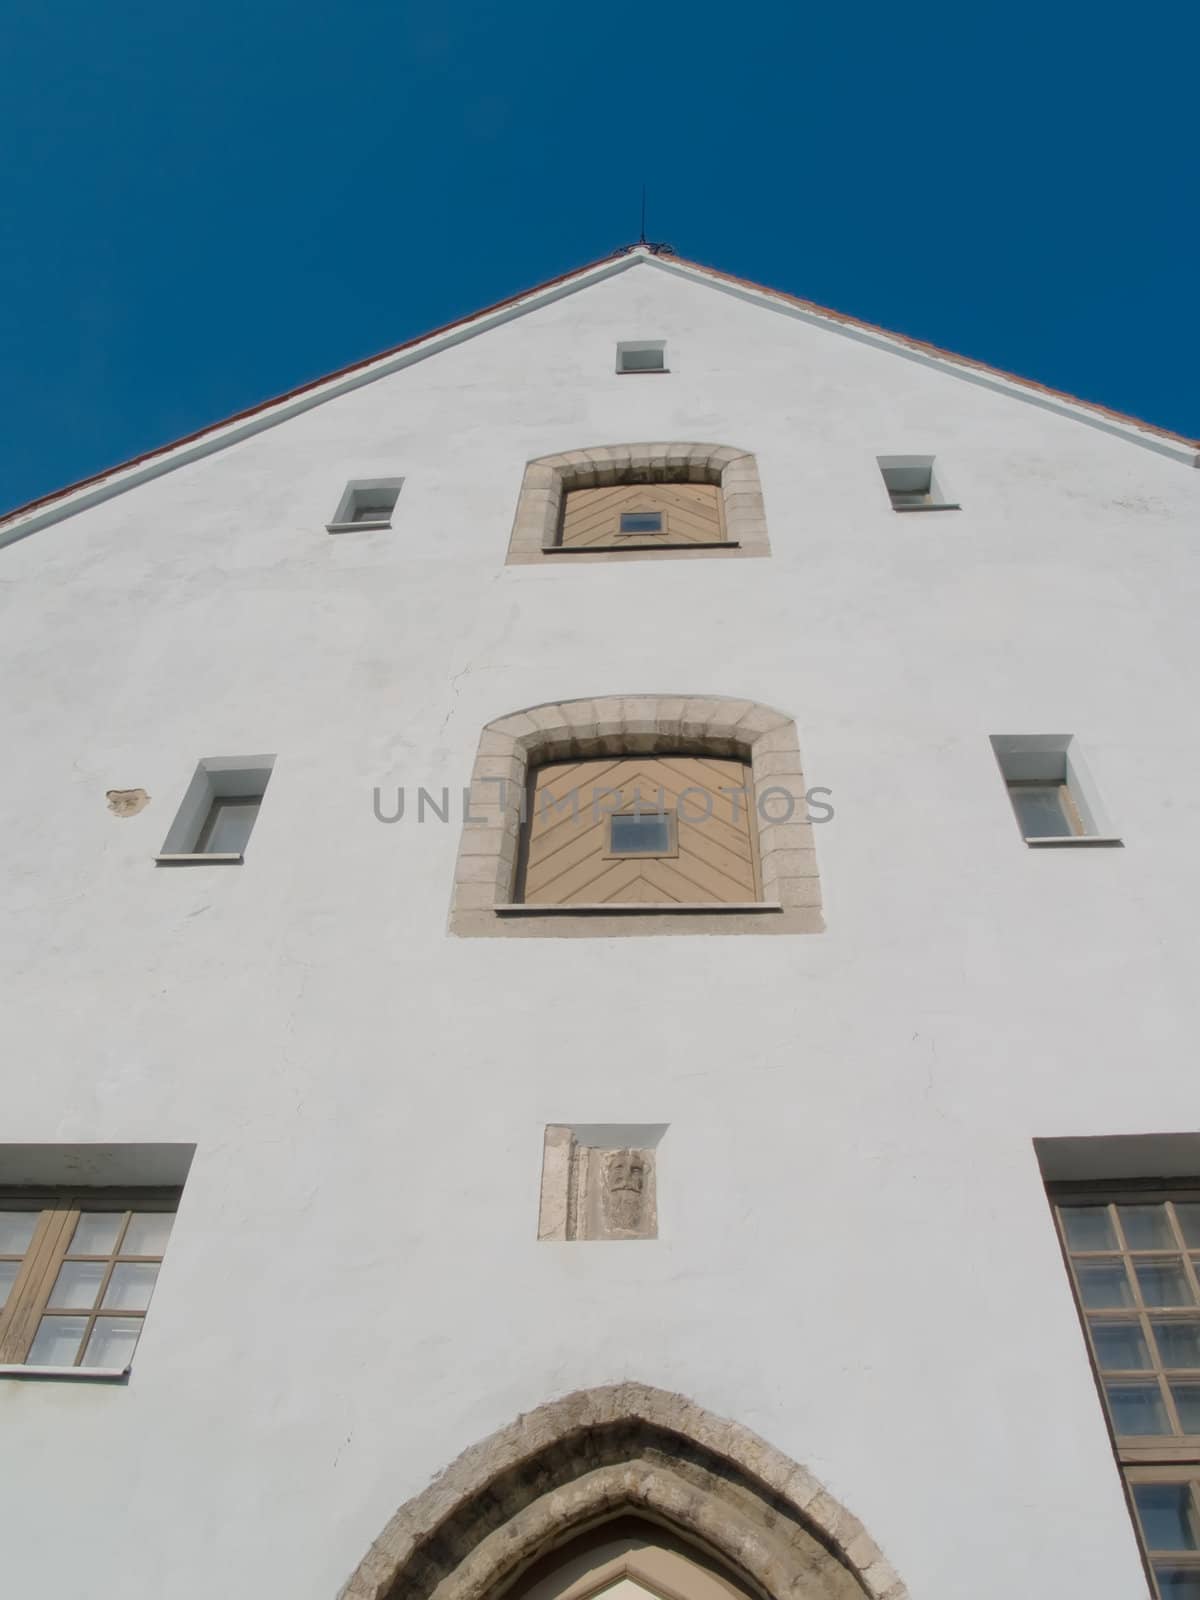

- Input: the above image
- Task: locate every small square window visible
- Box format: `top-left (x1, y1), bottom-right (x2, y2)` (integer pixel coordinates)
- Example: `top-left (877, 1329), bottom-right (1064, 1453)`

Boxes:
top-left (327, 478), bottom-right (403, 533)
top-left (618, 512), bottom-right (663, 535)
top-left (877, 455), bottom-right (958, 512)
top-left (607, 811), bottom-right (677, 858)
top-left (616, 341), bottom-right (667, 374)
top-left (990, 735), bottom-right (1122, 847)
top-left (156, 756), bottom-right (274, 865)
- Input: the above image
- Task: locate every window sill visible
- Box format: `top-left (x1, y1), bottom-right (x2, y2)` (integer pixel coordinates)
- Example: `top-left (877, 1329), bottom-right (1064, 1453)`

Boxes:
top-left (542, 541), bottom-right (738, 554)
top-left (1023, 835), bottom-right (1124, 848)
top-left (0, 1364), bottom-right (130, 1381)
top-left (155, 852), bottom-right (244, 866)
top-left (890, 502), bottom-right (961, 513)
top-left (326, 520), bottom-right (392, 534)
top-left (615, 368), bottom-right (670, 376)
top-left (495, 901), bottom-right (782, 916)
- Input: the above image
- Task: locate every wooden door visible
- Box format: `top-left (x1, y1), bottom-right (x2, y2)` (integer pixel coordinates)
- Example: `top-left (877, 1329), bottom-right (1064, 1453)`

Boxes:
top-left (558, 482), bottom-right (724, 549)
top-left (519, 755), bottom-right (760, 906)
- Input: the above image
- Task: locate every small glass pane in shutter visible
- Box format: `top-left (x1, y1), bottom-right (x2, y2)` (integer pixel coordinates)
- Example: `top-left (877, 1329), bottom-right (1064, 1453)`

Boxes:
top-left (1176, 1204), bottom-right (1200, 1248)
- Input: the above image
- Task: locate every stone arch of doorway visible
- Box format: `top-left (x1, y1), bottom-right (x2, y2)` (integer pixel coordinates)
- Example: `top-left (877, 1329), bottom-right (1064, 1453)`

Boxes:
top-left (336, 1383), bottom-right (907, 1600)
top-left (509, 1514), bottom-right (764, 1600)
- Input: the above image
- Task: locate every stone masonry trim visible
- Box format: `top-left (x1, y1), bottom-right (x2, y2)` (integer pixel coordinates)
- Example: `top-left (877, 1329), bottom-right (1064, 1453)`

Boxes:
top-left (505, 443), bottom-right (771, 564)
top-left (335, 1381), bottom-right (908, 1600)
top-left (448, 695), bottom-right (824, 938)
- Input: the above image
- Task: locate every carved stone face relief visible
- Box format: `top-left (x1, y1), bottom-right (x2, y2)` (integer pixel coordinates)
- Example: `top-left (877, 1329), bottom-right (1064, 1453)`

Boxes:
top-left (538, 1127), bottom-right (661, 1242)
top-left (603, 1149), bottom-right (648, 1234)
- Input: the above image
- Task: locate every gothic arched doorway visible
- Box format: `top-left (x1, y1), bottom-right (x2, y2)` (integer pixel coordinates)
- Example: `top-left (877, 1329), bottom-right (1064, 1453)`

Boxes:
top-left (337, 1384), bottom-right (907, 1600)
top-left (505, 1516), bottom-right (761, 1600)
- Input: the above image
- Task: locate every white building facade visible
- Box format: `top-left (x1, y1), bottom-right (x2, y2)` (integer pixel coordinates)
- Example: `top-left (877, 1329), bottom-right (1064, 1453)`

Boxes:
top-left (1, 247), bottom-right (1199, 1600)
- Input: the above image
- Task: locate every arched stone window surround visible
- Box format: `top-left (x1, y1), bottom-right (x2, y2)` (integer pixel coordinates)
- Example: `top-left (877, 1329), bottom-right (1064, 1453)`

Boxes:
top-left (505, 443), bottom-right (771, 564)
top-left (336, 1382), bottom-right (908, 1600)
top-left (449, 695), bottom-right (823, 938)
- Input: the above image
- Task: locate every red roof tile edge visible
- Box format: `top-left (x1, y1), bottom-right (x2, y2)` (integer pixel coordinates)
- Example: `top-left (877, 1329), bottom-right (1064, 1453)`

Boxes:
top-left (672, 252), bottom-right (1199, 452)
top-left (3, 248), bottom-right (1195, 528)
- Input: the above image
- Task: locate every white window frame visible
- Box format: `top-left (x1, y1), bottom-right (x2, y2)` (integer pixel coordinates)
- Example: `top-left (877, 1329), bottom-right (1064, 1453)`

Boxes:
top-left (615, 340), bottom-right (668, 375)
top-left (156, 755), bottom-right (275, 865)
top-left (877, 454), bottom-right (959, 512)
top-left (990, 735), bottom-right (1123, 847)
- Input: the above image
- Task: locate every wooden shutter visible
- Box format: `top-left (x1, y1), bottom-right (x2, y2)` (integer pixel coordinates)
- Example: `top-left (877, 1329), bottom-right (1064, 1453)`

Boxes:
top-left (559, 483), bottom-right (724, 549)
top-left (519, 756), bottom-right (760, 906)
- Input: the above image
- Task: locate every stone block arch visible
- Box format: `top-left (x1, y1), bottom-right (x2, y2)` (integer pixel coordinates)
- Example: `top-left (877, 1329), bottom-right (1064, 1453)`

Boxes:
top-left (336, 1382), bottom-right (908, 1600)
top-left (505, 443), bottom-right (771, 564)
top-left (448, 694), bottom-right (824, 938)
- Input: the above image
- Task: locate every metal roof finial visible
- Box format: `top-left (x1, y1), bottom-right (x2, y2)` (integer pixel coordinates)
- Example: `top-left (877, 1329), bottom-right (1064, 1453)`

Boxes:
top-left (614, 187), bottom-right (675, 257)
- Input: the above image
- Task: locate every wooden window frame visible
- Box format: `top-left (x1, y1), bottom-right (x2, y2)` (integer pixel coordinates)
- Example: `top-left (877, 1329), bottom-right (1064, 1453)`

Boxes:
top-left (0, 1187), bottom-right (179, 1373)
top-left (1051, 1181), bottom-right (1200, 1597)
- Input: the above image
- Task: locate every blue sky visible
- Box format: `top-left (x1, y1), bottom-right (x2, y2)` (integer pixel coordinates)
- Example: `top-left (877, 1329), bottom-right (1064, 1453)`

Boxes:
top-left (2, 0), bottom-right (1196, 512)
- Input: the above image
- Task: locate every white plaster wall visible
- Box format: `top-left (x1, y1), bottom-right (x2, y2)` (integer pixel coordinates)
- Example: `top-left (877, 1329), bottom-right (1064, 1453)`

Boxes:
top-left (1, 262), bottom-right (1198, 1599)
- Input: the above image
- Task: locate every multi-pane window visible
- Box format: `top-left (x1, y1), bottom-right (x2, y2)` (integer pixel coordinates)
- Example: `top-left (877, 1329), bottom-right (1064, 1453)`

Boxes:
top-left (0, 1192), bottom-right (177, 1373)
top-left (1054, 1188), bottom-right (1200, 1597)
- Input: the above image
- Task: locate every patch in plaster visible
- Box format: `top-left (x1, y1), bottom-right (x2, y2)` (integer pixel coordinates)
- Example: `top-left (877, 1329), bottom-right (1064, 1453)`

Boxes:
top-left (106, 788), bottom-right (150, 818)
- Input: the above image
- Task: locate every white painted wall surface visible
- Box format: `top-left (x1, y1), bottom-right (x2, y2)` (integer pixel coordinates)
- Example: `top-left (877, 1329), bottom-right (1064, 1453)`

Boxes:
top-left (1, 259), bottom-right (1198, 1599)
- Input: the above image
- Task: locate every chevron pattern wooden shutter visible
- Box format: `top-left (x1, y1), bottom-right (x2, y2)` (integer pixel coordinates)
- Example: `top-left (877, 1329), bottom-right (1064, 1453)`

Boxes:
top-left (518, 756), bottom-right (760, 905)
top-left (559, 483), bottom-right (725, 548)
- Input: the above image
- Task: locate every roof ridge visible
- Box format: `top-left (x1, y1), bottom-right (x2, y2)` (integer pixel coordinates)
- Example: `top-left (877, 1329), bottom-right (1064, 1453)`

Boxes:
top-left (2, 246), bottom-right (1195, 532)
